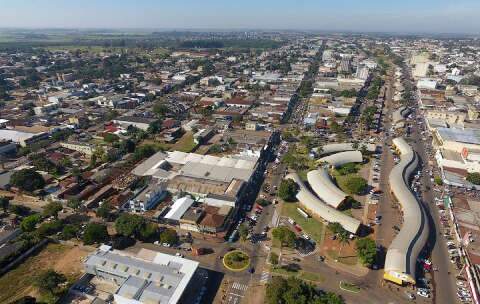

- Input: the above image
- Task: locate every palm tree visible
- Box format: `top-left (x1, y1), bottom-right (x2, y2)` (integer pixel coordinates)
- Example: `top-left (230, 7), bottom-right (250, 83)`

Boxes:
top-left (337, 231), bottom-right (350, 260)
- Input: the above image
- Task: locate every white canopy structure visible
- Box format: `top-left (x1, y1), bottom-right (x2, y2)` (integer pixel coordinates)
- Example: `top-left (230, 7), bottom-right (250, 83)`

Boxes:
top-left (307, 168), bottom-right (348, 209)
top-left (286, 173), bottom-right (361, 234)
top-left (384, 137), bottom-right (429, 285)
top-left (318, 150), bottom-right (363, 168)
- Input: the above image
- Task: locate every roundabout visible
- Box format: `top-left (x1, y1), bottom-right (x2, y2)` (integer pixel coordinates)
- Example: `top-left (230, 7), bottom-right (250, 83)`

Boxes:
top-left (223, 250), bottom-right (251, 272)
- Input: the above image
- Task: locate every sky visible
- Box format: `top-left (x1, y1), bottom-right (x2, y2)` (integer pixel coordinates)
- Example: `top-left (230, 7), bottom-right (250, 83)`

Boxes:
top-left (1, 0), bottom-right (479, 34)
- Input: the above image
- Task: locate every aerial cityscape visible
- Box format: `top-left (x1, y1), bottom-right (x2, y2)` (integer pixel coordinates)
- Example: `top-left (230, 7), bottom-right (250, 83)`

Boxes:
top-left (1, 1), bottom-right (480, 304)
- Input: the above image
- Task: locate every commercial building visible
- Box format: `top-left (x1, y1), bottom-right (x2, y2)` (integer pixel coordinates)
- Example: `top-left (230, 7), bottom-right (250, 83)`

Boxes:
top-left (84, 246), bottom-right (200, 304)
top-left (0, 129), bottom-right (49, 147)
top-left (384, 138), bottom-right (429, 285)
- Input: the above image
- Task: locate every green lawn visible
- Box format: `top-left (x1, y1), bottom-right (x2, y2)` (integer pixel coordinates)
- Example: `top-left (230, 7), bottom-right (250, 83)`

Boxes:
top-left (172, 132), bottom-right (197, 153)
top-left (271, 266), bottom-right (325, 283)
top-left (326, 250), bottom-right (358, 266)
top-left (281, 202), bottom-right (324, 243)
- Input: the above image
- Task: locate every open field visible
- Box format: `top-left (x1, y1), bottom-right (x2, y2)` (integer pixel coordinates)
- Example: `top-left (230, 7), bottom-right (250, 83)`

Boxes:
top-left (171, 132), bottom-right (197, 153)
top-left (0, 243), bottom-right (94, 303)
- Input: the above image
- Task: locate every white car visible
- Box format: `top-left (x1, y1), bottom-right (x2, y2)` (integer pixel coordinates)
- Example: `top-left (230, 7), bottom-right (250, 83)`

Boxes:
top-left (417, 289), bottom-right (430, 298)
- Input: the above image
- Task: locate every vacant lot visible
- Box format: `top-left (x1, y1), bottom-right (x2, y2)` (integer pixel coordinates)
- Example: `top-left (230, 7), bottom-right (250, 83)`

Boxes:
top-left (171, 132), bottom-right (197, 153)
top-left (281, 202), bottom-right (324, 243)
top-left (0, 243), bottom-right (94, 303)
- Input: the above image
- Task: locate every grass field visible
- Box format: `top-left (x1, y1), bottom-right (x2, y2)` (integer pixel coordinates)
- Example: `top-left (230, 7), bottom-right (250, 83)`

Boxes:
top-left (171, 132), bottom-right (197, 153)
top-left (271, 266), bottom-right (325, 283)
top-left (0, 243), bottom-right (93, 303)
top-left (326, 249), bottom-right (358, 266)
top-left (281, 202), bottom-right (324, 243)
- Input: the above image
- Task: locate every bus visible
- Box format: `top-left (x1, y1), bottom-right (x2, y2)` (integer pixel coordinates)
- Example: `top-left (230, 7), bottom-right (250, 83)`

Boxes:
top-left (297, 207), bottom-right (310, 219)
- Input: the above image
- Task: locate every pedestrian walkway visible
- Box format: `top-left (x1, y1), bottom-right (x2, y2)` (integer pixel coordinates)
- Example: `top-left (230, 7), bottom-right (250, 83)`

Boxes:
top-left (231, 282), bottom-right (248, 292)
top-left (260, 271), bottom-right (271, 283)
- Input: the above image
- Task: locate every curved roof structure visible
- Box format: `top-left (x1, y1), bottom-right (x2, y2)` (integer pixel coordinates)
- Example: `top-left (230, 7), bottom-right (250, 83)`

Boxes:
top-left (315, 143), bottom-right (376, 156)
top-left (392, 107), bottom-right (411, 128)
top-left (307, 168), bottom-right (348, 209)
top-left (286, 173), bottom-right (361, 234)
top-left (319, 150), bottom-right (363, 167)
top-left (384, 137), bottom-right (429, 285)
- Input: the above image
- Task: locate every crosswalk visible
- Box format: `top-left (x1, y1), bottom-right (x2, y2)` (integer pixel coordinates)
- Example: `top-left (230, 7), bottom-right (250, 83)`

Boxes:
top-left (231, 282), bottom-right (248, 292)
top-left (260, 271), bottom-right (271, 283)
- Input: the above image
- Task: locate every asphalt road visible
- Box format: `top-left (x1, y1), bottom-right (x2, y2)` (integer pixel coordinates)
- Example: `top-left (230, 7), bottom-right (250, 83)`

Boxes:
top-left (409, 107), bottom-right (459, 304)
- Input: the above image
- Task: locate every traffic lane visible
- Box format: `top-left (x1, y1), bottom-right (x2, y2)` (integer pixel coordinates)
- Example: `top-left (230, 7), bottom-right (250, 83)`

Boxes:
top-left (411, 131), bottom-right (459, 304)
top-left (408, 107), bottom-right (458, 302)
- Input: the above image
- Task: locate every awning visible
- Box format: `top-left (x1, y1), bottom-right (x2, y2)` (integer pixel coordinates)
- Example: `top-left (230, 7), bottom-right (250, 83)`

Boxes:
top-left (383, 272), bottom-right (404, 285)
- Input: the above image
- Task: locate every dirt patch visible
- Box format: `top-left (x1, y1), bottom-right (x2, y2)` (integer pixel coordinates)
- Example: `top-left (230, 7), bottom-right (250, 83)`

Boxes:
top-left (0, 242), bottom-right (94, 303)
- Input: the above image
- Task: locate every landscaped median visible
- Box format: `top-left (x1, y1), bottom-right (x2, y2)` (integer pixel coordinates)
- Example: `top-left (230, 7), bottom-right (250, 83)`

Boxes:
top-left (223, 250), bottom-right (250, 272)
top-left (339, 281), bottom-right (361, 293)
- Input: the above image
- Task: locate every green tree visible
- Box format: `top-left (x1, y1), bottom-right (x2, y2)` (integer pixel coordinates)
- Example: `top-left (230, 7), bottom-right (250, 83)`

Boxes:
top-left (0, 196), bottom-right (10, 213)
top-left (33, 270), bottom-right (66, 296)
top-left (119, 139), bottom-right (136, 154)
top-left (327, 222), bottom-right (346, 235)
top-left (336, 231), bottom-right (350, 259)
top-left (278, 179), bottom-right (299, 202)
top-left (61, 224), bottom-right (79, 240)
top-left (467, 173), bottom-right (480, 185)
top-left (96, 202), bottom-right (111, 219)
top-left (10, 169), bottom-right (45, 192)
top-left (269, 252), bottom-right (279, 265)
top-left (271, 226), bottom-right (296, 248)
top-left (133, 144), bottom-right (156, 161)
top-left (153, 102), bottom-right (169, 118)
top-left (115, 213), bottom-right (146, 237)
top-left (337, 163), bottom-right (358, 175)
top-left (83, 223), bottom-right (109, 245)
top-left (159, 228), bottom-right (178, 245)
top-left (139, 222), bottom-right (159, 242)
top-left (103, 133), bottom-right (119, 143)
top-left (356, 237), bottom-right (377, 267)
top-left (42, 202), bottom-right (63, 218)
top-left (238, 223), bottom-right (249, 241)
top-left (434, 176), bottom-right (443, 186)
top-left (20, 214), bottom-right (42, 232)
top-left (67, 198), bottom-right (82, 210)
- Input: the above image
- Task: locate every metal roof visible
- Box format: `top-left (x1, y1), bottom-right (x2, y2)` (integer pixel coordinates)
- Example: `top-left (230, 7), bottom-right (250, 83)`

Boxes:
top-left (384, 137), bottom-right (429, 284)
top-left (307, 168), bottom-right (348, 209)
top-left (286, 173), bottom-right (360, 234)
top-left (319, 150), bottom-right (363, 167)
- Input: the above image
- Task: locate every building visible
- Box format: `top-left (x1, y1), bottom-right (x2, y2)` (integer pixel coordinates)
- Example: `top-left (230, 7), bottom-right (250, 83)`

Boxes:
top-left (128, 183), bottom-right (167, 212)
top-left (0, 129), bottom-right (49, 147)
top-left (434, 128), bottom-right (480, 153)
top-left (114, 116), bottom-right (157, 131)
top-left (84, 246), bottom-right (200, 304)
top-left (307, 168), bottom-right (348, 209)
top-left (384, 138), bottom-right (429, 285)
top-left (318, 151), bottom-right (363, 168)
top-left (60, 141), bottom-right (95, 156)
top-left (286, 173), bottom-right (360, 234)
